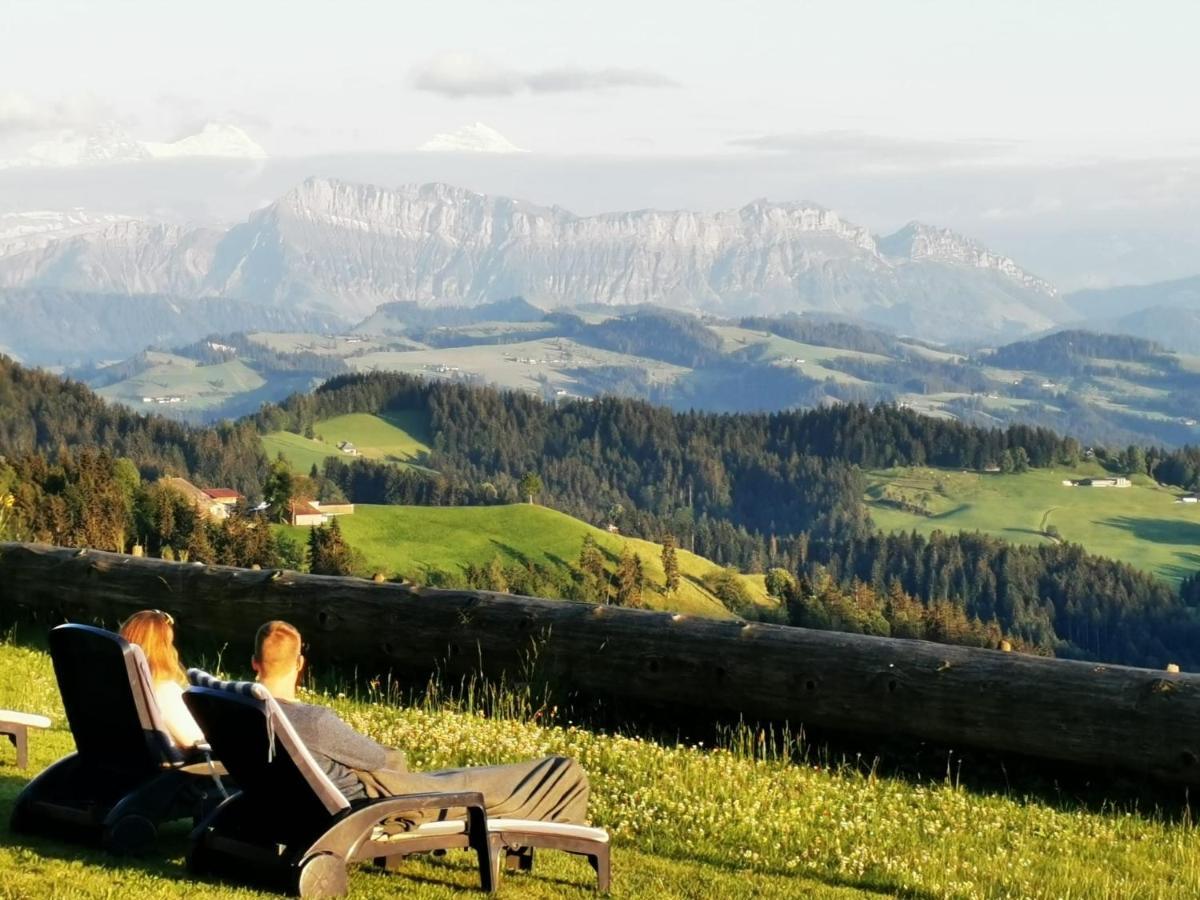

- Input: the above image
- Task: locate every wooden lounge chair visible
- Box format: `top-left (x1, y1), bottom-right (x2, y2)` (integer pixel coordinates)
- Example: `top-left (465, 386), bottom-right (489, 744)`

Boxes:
top-left (184, 670), bottom-right (611, 897)
top-left (0, 709), bottom-right (51, 769)
top-left (9, 624), bottom-right (228, 853)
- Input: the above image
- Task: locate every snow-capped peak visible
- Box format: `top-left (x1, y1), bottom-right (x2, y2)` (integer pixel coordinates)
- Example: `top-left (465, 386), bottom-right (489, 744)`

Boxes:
top-left (417, 122), bottom-right (527, 154)
top-left (143, 122), bottom-right (267, 160)
top-left (15, 121), bottom-right (149, 168)
top-left (0, 121), bottom-right (267, 169)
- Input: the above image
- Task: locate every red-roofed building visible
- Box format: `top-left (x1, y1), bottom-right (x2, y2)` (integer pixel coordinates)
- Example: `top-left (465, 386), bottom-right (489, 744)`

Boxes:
top-left (203, 488), bottom-right (243, 507)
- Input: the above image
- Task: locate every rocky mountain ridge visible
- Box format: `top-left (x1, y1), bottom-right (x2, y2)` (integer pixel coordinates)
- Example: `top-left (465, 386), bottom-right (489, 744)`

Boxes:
top-left (0, 178), bottom-right (1066, 341)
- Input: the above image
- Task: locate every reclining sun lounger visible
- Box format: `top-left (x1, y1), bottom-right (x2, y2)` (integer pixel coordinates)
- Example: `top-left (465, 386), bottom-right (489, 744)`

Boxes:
top-left (184, 670), bottom-right (611, 897)
top-left (10, 624), bottom-right (227, 854)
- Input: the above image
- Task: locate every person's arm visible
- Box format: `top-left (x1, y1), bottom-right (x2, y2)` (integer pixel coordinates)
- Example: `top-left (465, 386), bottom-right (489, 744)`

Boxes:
top-left (306, 707), bottom-right (389, 771)
top-left (155, 680), bottom-right (206, 748)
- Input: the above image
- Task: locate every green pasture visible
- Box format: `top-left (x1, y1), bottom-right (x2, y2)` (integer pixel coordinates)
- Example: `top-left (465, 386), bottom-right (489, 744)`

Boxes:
top-left (276, 503), bottom-right (768, 617)
top-left (866, 465), bottom-right (1200, 582)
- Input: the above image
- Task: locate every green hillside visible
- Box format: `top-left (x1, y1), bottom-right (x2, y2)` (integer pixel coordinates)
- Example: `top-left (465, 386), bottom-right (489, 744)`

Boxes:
top-left (3, 639), bottom-right (1198, 898)
top-left (277, 503), bottom-right (769, 617)
top-left (866, 465), bottom-right (1200, 582)
top-left (263, 411), bottom-right (432, 473)
top-left (97, 357), bottom-right (265, 411)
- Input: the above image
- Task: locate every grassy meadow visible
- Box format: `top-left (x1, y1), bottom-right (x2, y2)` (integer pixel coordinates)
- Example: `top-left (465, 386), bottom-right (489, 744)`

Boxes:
top-left (262, 412), bottom-right (432, 473)
top-left (97, 357), bottom-right (266, 411)
top-left (866, 465), bottom-right (1200, 582)
top-left (277, 503), bottom-right (769, 618)
top-left (3, 638), bottom-right (1200, 898)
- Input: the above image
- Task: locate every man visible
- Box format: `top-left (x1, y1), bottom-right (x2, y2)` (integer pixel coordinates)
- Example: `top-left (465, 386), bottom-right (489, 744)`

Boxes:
top-left (251, 620), bottom-right (591, 826)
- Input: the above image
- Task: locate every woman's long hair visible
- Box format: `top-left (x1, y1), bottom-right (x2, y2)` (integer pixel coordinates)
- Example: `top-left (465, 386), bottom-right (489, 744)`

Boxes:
top-left (119, 610), bottom-right (186, 685)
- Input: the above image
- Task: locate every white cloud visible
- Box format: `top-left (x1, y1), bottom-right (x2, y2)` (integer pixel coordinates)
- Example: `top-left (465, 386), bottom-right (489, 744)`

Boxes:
top-left (0, 91), bottom-right (110, 136)
top-left (729, 130), bottom-right (1018, 171)
top-left (410, 51), bottom-right (678, 99)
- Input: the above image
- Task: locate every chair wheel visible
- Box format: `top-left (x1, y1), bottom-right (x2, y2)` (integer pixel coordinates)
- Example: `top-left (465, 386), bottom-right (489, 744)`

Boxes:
top-left (297, 852), bottom-right (348, 898)
top-left (104, 814), bottom-right (157, 854)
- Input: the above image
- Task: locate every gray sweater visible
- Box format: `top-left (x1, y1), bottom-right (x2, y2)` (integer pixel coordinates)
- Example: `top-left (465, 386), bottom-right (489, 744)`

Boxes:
top-left (277, 701), bottom-right (387, 801)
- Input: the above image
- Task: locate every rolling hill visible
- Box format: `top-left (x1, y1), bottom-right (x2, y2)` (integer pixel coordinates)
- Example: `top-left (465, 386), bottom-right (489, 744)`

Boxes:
top-left (262, 412), bottom-right (432, 473)
top-left (865, 465), bottom-right (1200, 582)
top-left (276, 503), bottom-right (770, 618)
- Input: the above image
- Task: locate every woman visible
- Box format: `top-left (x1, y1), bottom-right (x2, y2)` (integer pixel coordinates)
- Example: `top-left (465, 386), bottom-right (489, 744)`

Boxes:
top-left (119, 609), bottom-right (206, 749)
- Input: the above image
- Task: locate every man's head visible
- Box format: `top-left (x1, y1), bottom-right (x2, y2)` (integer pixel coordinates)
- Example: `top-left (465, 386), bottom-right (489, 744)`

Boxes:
top-left (252, 620), bottom-right (304, 697)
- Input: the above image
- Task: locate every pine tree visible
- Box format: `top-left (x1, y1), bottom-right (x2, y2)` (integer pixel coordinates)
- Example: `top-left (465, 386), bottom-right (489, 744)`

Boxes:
top-left (615, 547), bottom-right (645, 607)
top-left (184, 516), bottom-right (214, 564)
top-left (578, 534), bottom-right (608, 603)
top-left (661, 534), bottom-right (680, 594)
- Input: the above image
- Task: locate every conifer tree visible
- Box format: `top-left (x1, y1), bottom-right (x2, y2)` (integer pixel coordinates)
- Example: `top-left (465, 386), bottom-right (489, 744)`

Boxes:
top-left (615, 547), bottom-right (645, 607)
top-left (661, 534), bottom-right (680, 594)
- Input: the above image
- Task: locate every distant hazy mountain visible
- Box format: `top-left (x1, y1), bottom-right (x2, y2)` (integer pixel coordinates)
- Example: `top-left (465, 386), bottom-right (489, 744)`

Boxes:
top-left (1064, 274), bottom-right (1200, 353)
top-left (0, 178), bottom-right (1066, 342)
top-left (0, 122), bottom-right (266, 169)
top-left (417, 122), bottom-right (527, 153)
top-left (0, 289), bottom-right (343, 366)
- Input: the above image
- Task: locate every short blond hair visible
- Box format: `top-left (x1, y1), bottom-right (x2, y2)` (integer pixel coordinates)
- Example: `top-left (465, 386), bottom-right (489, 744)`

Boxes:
top-left (254, 620), bottom-right (302, 679)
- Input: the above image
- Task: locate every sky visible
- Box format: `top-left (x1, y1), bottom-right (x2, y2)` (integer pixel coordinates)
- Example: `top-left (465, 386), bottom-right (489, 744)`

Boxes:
top-left (4, 0), bottom-right (1199, 159)
top-left (2, 0), bottom-right (1199, 288)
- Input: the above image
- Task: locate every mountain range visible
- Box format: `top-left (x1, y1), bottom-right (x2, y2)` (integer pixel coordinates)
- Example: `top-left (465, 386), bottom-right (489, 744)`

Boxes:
top-left (0, 178), bottom-right (1070, 342)
top-left (0, 122), bottom-right (267, 169)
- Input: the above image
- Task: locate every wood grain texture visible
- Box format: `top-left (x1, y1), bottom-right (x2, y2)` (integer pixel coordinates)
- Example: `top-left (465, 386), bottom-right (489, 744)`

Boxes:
top-left (3, 541), bottom-right (1198, 783)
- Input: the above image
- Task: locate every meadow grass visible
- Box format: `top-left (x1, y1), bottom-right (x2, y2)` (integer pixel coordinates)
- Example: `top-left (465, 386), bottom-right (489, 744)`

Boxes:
top-left (865, 465), bottom-right (1200, 582)
top-left (97, 359), bottom-right (265, 411)
top-left (275, 503), bottom-right (769, 617)
top-left (262, 411), bottom-right (432, 473)
top-left (2, 639), bottom-right (1199, 898)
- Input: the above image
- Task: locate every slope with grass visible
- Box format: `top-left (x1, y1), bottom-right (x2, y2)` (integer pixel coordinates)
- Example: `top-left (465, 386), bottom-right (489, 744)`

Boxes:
top-left (277, 503), bottom-right (768, 618)
top-left (96, 357), bottom-right (266, 411)
top-left (3, 638), bottom-right (1200, 898)
top-left (262, 411), bottom-right (432, 473)
top-left (866, 465), bottom-right (1200, 582)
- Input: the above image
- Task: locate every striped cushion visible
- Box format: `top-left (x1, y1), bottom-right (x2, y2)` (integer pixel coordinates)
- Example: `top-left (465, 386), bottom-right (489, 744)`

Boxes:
top-left (187, 669), bottom-right (270, 700)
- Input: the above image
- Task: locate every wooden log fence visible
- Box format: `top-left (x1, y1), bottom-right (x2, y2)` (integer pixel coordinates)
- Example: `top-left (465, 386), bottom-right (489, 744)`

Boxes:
top-left (2, 541), bottom-right (1199, 784)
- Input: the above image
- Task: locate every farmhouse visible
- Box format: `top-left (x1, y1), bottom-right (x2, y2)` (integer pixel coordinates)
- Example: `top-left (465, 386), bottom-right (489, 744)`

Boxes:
top-left (1179, 493), bottom-right (1199, 504)
top-left (1065, 477), bottom-right (1131, 488)
top-left (160, 477), bottom-right (229, 520)
top-left (288, 500), bottom-right (326, 527)
top-left (336, 441), bottom-right (359, 456)
top-left (287, 499), bottom-right (356, 526)
top-left (202, 488), bottom-right (242, 508)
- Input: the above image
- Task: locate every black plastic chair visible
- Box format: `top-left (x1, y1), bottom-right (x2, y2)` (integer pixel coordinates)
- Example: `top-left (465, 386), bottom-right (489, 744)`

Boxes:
top-left (183, 672), bottom-right (496, 897)
top-left (9, 624), bottom-right (227, 853)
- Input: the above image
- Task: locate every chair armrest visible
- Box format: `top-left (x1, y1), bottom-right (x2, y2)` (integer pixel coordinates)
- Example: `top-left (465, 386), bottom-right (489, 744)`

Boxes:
top-left (306, 791), bottom-right (488, 861)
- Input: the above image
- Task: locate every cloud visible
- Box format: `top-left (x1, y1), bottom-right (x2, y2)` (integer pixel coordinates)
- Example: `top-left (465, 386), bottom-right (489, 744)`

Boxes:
top-left (0, 91), bottom-right (109, 137)
top-left (411, 51), bottom-right (678, 99)
top-left (525, 67), bottom-right (678, 93)
top-left (729, 130), bottom-right (1018, 171)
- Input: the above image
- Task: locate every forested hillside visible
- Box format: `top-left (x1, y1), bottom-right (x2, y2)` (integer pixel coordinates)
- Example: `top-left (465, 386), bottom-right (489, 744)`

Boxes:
top-left (0, 355), bottom-right (266, 491)
top-left (4, 356), bottom-right (1200, 668)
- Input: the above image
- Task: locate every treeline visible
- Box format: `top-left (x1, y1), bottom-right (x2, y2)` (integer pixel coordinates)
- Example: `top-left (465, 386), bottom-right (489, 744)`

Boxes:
top-left (0, 355), bottom-right (267, 495)
top-left (984, 330), bottom-right (1172, 375)
top-left (737, 315), bottom-right (898, 356)
top-left (0, 448), bottom-right (296, 569)
top-left (801, 530), bottom-right (1196, 668)
top-left (256, 373), bottom-right (1080, 542)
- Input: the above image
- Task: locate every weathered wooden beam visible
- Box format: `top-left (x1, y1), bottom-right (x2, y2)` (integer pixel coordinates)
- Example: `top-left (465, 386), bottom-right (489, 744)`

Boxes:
top-left (2, 541), bottom-right (1198, 784)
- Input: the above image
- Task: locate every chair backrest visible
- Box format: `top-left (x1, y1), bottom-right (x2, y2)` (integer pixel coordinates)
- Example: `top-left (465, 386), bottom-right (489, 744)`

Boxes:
top-left (184, 670), bottom-right (350, 834)
top-left (48, 623), bottom-right (182, 772)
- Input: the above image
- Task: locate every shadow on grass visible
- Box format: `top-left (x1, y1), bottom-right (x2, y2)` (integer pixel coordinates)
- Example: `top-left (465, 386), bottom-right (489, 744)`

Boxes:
top-left (0, 771), bottom-right (191, 881)
top-left (1100, 516), bottom-right (1200, 545)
